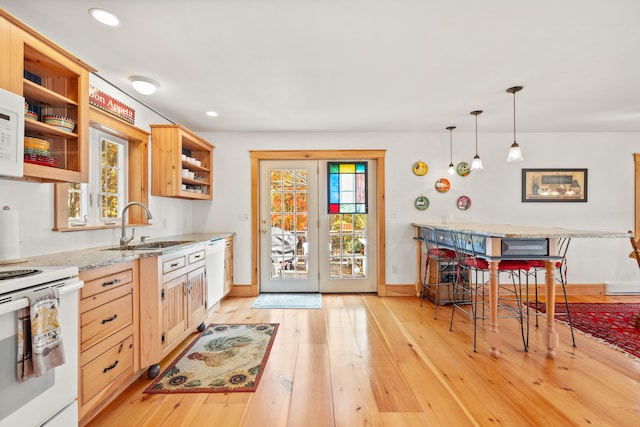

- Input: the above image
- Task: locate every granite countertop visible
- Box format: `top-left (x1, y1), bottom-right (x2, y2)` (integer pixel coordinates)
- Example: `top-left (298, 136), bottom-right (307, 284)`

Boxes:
top-left (411, 222), bottom-right (632, 239)
top-left (16, 233), bottom-right (233, 272)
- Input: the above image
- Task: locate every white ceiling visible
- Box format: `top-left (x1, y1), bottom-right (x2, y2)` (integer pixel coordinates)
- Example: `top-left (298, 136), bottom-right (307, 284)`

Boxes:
top-left (3, 0), bottom-right (639, 134)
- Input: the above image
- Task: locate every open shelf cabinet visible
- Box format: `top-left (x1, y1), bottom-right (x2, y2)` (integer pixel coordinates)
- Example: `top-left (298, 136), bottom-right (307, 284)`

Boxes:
top-left (1, 9), bottom-right (93, 182)
top-left (151, 124), bottom-right (214, 200)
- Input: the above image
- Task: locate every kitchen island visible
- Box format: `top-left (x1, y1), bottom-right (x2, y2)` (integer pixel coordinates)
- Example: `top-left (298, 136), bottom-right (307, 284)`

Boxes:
top-left (412, 222), bottom-right (631, 358)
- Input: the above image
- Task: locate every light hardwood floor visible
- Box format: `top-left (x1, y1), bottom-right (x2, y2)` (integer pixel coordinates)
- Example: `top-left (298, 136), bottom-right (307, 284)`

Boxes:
top-left (87, 294), bottom-right (640, 427)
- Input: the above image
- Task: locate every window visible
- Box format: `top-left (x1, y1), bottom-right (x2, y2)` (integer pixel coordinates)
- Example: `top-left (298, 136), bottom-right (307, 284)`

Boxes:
top-left (53, 106), bottom-right (149, 231)
top-left (98, 135), bottom-right (126, 220)
top-left (327, 161), bottom-right (368, 214)
top-left (67, 129), bottom-right (127, 226)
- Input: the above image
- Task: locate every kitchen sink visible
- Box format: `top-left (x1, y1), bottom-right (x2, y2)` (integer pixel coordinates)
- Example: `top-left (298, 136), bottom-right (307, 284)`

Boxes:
top-left (103, 240), bottom-right (194, 251)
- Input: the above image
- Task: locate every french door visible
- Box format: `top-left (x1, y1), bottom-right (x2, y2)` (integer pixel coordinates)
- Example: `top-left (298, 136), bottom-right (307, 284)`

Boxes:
top-left (259, 160), bottom-right (376, 293)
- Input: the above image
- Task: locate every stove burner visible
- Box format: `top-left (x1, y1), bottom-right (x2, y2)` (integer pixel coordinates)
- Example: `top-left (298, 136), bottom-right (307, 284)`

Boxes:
top-left (0, 269), bottom-right (43, 281)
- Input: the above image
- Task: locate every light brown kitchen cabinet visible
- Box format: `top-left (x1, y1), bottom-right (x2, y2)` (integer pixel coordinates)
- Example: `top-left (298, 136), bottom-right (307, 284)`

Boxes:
top-left (186, 266), bottom-right (207, 325)
top-left (78, 261), bottom-right (139, 425)
top-left (139, 244), bottom-right (208, 378)
top-left (1, 9), bottom-right (93, 183)
top-left (224, 235), bottom-right (234, 296)
top-left (150, 124), bottom-right (214, 199)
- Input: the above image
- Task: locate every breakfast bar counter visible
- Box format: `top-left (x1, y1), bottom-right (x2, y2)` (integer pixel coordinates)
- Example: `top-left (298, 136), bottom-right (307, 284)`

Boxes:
top-left (412, 222), bottom-right (631, 358)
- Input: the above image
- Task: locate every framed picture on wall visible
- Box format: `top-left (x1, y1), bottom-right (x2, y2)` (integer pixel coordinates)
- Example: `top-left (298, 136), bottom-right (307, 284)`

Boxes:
top-left (522, 168), bottom-right (588, 202)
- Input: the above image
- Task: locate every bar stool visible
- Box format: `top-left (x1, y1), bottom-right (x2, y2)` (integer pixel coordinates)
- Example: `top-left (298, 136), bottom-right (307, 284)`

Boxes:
top-left (415, 226), bottom-right (457, 319)
top-left (449, 230), bottom-right (532, 352)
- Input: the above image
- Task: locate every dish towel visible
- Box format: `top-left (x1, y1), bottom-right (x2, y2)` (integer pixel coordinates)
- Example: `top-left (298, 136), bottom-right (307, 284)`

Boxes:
top-left (17, 287), bottom-right (65, 382)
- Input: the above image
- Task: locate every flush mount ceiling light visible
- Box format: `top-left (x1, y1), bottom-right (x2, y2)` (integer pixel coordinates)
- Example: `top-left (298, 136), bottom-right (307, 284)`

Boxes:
top-left (446, 125), bottom-right (456, 175)
top-left (89, 8), bottom-right (120, 27)
top-left (470, 110), bottom-right (484, 170)
top-left (205, 111), bottom-right (219, 117)
top-left (506, 85), bottom-right (524, 162)
top-left (129, 76), bottom-right (159, 95)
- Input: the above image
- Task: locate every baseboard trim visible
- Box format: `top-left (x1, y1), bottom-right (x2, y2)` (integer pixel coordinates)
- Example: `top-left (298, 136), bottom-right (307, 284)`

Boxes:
top-left (382, 283), bottom-right (606, 298)
top-left (228, 283), bottom-right (605, 298)
top-left (384, 284), bottom-right (418, 297)
top-left (228, 284), bottom-right (258, 297)
top-left (526, 283), bottom-right (605, 297)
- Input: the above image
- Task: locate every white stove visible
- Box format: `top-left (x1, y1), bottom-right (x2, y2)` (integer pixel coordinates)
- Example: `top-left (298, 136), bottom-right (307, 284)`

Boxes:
top-left (0, 266), bottom-right (79, 295)
top-left (0, 265), bottom-right (83, 427)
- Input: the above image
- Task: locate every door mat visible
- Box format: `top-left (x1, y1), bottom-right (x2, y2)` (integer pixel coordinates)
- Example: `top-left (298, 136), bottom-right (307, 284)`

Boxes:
top-left (251, 293), bottom-right (322, 309)
top-left (144, 323), bottom-right (278, 393)
top-left (527, 301), bottom-right (640, 359)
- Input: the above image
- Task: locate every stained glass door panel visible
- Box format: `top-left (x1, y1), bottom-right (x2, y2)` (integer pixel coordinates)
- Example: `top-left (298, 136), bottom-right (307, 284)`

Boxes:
top-left (319, 160), bottom-right (377, 293)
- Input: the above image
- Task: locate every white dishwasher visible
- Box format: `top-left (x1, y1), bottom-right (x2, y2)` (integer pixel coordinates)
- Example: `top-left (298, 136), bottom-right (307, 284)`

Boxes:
top-left (205, 239), bottom-right (226, 308)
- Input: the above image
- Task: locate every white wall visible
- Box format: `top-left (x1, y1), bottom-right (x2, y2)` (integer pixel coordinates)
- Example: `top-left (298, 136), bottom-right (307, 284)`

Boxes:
top-left (194, 131), bottom-right (640, 288)
top-left (0, 75), bottom-right (195, 256)
top-left (3, 78), bottom-right (639, 290)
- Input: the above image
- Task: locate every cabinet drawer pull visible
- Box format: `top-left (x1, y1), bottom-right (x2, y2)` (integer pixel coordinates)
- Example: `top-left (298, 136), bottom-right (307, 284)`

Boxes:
top-left (101, 314), bottom-right (118, 324)
top-left (193, 254), bottom-right (201, 259)
top-left (102, 278), bottom-right (121, 287)
top-left (170, 262), bottom-right (180, 267)
top-left (103, 360), bottom-right (119, 373)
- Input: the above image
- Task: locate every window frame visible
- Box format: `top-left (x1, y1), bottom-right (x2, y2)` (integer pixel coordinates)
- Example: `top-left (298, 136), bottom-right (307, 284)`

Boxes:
top-left (249, 149), bottom-right (386, 297)
top-left (95, 130), bottom-right (128, 223)
top-left (53, 106), bottom-right (149, 231)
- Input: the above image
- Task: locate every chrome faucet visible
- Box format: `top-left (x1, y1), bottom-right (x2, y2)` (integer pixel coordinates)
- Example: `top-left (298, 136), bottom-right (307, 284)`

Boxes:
top-left (120, 202), bottom-right (153, 248)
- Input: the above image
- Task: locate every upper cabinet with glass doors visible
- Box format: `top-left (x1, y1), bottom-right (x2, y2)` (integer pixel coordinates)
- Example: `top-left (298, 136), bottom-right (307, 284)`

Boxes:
top-left (151, 124), bottom-right (214, 200)
top-left (0, 10), bottom-right (94, 183)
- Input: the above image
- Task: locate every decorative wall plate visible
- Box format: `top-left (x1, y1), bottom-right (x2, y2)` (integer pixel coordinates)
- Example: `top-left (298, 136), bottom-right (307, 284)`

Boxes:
top-left (435, 177), bottom-right (451, 193)
top-left (456, 161), bottom-right (471, 177)
top-left (414, 195), bottom-right (429, 210)
top-left (456, 195), bottom-right (472, 210)
top-left (413, 161), bottom-right (428, 176)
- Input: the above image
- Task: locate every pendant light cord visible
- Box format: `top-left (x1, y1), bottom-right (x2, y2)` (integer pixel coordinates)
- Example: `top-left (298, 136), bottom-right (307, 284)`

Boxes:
top-left (450, 129), bottom-right (453, 163)
top-left (475, 114), bottom-right (479, 154)
top-left (513, 90), bottom-right (517, 143)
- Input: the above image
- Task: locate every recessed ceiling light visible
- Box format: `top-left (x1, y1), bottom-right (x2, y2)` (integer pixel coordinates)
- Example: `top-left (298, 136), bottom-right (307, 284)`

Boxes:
top-left (89, 8), bottom-right (120, 27)
top-left (129, 76), bottom-right (159, 95)
top-left (205, 111), bottom-right (219, 117)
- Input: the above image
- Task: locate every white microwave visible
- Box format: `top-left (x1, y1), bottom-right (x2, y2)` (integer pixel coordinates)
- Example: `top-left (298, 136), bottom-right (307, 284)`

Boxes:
top-left (0, 88), bottom-right (25, 178)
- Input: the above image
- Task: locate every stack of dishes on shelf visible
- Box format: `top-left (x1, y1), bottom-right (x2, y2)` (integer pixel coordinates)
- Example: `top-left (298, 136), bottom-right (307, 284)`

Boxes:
top-left (181, 154), bottom-right (202, 167)
top-left (43, 115), bottom-right (76, 133)
top-left (24, 101), bottom-right (39, 121)
top-left (24, 136), bottom-right (57, 167)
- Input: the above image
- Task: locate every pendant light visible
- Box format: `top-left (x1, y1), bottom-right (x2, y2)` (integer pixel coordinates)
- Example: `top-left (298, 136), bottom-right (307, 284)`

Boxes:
top-left (446, 126), bottom-right (456, 175)
top-left (470, 110), bottom-right (484, 170)
top-left (506, 85), bottom-right (524, 162)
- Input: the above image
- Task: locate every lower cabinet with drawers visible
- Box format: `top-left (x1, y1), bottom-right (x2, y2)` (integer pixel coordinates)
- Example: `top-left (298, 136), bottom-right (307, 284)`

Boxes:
top-left (78, 260), bottom-right (139, 425)
top-left (139, 244), bottom-right (208, 378)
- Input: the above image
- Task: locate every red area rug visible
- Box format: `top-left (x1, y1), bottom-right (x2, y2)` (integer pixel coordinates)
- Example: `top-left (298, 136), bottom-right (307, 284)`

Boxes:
top-left (528, 302), bottom-right (640, 359)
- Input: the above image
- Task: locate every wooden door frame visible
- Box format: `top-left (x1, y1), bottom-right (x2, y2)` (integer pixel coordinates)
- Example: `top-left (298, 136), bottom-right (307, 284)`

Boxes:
top-left (635, 153), bottom-right (640, 239)
top-left (248, 150), bottom-right (387, 297)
